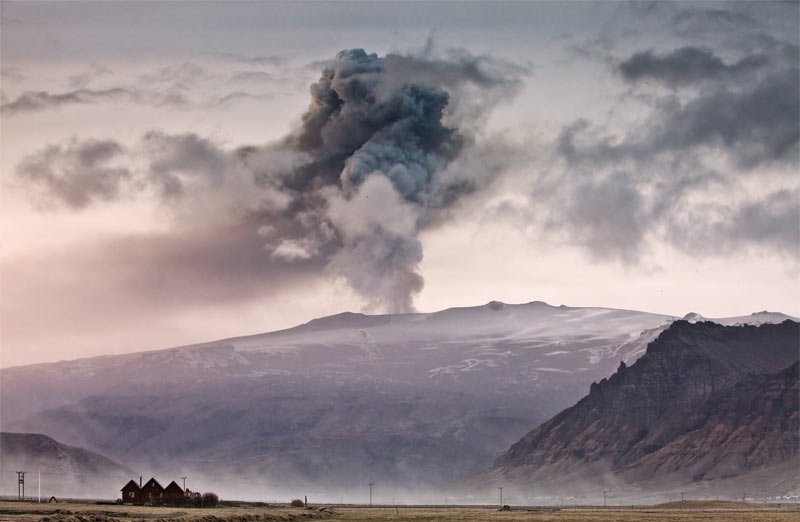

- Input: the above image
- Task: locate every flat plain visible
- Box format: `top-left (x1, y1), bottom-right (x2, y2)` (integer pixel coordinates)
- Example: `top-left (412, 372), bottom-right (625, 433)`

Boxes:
top-left (2, 501), bottom-right (800, 522)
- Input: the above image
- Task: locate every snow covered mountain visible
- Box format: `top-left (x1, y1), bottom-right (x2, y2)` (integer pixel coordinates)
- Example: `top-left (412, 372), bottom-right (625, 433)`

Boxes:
top-left (1, 301), bottom-right (794, 499)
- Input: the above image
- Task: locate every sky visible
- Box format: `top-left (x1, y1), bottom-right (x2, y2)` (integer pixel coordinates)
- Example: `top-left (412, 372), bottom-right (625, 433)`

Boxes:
top-left (1, 1), bottom-right (798, 367)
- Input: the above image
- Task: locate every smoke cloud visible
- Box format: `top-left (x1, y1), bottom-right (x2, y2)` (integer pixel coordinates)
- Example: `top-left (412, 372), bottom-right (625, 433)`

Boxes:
top-left (14, 48), bottom-right (523, 312)
top-left (17, 139), bottom-right (132, 209)
top-left (248, 48), bottom-right (521, 311)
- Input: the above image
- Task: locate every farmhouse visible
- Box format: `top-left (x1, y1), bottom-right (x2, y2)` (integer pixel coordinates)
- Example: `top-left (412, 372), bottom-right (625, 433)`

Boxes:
top-left (120, 480), bottom-right (142, 505)
top-left (121, 477), bottom-right (188, 506)
top-left (163, 481), bottom-right (185, 504)
top-left (141, 477), bottom-right (164, 504)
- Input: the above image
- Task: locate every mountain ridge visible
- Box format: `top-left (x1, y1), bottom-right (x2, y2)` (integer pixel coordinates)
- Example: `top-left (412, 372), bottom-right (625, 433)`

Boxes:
top-left (469, 320), bottom-right (800, 499)
top-left (1, 302), bottom-right (795, 499)
top-left (2, 301), bottom-right (794, 371)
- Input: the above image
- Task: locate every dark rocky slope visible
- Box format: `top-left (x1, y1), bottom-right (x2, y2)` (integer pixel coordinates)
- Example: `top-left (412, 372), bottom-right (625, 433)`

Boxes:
top-left (472, 320), bottom-right (800, 497)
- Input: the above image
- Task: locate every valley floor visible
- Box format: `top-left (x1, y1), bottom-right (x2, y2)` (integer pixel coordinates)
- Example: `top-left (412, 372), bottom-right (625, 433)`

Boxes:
top-left (1, 501), bottom-right (800, 522)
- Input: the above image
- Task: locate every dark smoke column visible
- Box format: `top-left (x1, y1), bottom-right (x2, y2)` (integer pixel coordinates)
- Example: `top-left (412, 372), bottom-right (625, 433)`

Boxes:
top-left (256, 48), bottom-right (516, 312)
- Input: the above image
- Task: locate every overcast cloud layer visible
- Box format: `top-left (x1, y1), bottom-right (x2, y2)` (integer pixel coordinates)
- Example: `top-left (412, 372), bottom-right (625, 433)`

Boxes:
top-left (1, 1), bottom-right (797, 366)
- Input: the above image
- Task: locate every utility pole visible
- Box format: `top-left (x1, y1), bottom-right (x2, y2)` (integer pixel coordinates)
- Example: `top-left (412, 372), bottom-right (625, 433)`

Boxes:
top-left (369, 482), bottom-right (374, 507)
top-left (16, 471), bottom-right (26, 500)
top-left (498, 486), bottom-right (503, 507)
top-left (38, 470), bottom-right (41, 503)
top-left (181, 477), bottom-right (187, 491)
top-left (603, 490), bottom-right (607, 508)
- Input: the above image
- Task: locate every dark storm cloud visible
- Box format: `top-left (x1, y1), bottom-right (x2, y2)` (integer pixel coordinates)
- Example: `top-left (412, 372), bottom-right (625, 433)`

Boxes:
top-left (644, 66), bottom-right (799, 168)
top-left (618, 46), bottom-right (769, 87)
top-left (17, 139), bottom-right (131, 209)
top-left (540, 9), bottom-right (799, 264)
top-left (15, 48), bottom-right (524, 313)
top-left (561, 61), bottom-right (799, 169)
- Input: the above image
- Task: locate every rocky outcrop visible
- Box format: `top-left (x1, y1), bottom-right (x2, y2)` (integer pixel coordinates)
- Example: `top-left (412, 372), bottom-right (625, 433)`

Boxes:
top-left (473, 320), bottom-right (800, 493)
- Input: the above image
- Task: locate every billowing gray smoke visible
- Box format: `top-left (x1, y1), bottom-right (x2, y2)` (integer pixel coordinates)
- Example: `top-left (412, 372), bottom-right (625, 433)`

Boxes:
top-left (15, 48), bottom-right (521, 313)
top-left (246, 48), bottom-right (520, 311)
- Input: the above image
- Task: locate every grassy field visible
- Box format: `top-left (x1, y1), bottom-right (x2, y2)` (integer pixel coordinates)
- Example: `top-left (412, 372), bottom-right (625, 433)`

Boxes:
top-left (1, 500), bottom-right (799, 521)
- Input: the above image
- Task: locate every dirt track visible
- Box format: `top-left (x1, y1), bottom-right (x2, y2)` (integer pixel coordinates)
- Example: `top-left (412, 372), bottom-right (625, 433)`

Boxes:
top-left (1, 501), bottom-right (799, 522)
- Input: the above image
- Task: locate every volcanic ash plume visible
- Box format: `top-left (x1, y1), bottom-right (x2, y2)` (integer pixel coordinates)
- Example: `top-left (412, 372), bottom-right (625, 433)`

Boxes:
top-left (15, 47), bottom-right (522, 313)
top-left (251, 48), bottom-right (520, 312)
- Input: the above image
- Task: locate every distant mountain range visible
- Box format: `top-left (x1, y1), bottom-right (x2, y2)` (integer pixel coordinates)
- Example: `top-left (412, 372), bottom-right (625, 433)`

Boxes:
top-left (1, 301), bottom-right (795, 500)
top-left (470, 320), bottom-right (800, 502)
top-left (0, 432), bottom-right (131, 498)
